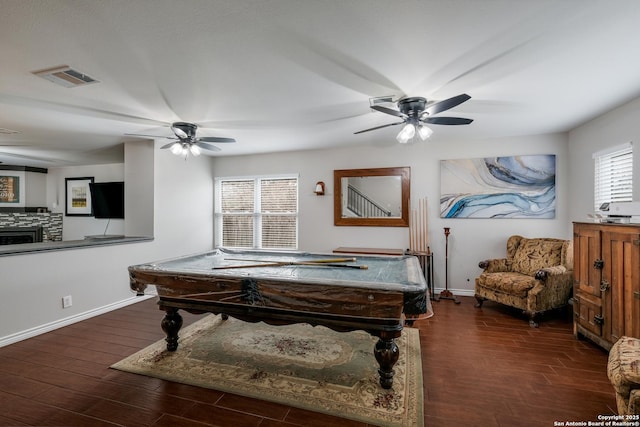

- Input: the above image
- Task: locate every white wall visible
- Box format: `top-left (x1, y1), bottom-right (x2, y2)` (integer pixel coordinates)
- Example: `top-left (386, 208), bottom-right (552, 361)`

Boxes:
top-left (124, 140), bottom-right (154, 237)
top-left (152, 148), bottom-right (214, 252)
top-left (24, 170), bottom-right (47, 207)
top-left (568, 96), bottom-right (640, 221)
top-left (0, 142), bottom-right (214, 344)
top-left (212, 132), bottom-right (570, 295)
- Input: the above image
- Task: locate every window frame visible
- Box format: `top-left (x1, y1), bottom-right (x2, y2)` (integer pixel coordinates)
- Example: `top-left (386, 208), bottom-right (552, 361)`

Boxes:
top-left (214, 174), bottom-right (299, 249)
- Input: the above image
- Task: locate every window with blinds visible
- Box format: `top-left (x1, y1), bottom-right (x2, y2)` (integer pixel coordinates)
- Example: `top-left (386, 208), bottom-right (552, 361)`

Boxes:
top-left (215, 176), bottom-right (298, 249)
top-left (593, 142), bottom-right (633, 210)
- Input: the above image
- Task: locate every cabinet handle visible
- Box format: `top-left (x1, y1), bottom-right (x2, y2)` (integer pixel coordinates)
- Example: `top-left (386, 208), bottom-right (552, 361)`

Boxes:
top-left (593, 259), bottom-right (604, 269)
top-left (600, 280), bottom-right (610, 292)
top-left (634, 291), bottom-right (640, 300)
top-left (594, 314), bottom-right (604, 325)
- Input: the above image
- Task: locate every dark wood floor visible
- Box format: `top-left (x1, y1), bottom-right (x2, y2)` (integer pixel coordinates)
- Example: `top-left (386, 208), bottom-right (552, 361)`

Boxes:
top-left (0, 295), bottom-right (616, 427)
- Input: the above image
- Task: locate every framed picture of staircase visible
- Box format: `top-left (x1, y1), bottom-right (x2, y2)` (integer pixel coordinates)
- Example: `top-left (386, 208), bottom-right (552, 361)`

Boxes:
top-left (333, 167), bottom-right (410, 227)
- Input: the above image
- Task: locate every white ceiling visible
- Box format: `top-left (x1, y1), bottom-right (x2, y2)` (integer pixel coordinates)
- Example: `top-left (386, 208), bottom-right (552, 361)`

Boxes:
top-left (2, 0), bottom-right (640, 167)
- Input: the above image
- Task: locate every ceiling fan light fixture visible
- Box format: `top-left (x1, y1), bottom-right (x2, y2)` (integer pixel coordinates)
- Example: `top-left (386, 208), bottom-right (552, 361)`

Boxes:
top-left (355, 93), bottom-right (472, 143)
top-left (170, 142), bottom-right (183, 155)
top-left (396, 123), bottom-right (416, 144)
top-left (417, 125), bottom-right (433, 140)
top-left (127, 121), bottom-right (235, 158)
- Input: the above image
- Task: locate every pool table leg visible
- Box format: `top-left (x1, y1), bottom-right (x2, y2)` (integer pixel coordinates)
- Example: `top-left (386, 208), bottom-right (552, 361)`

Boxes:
top-left (374, 331), bottom-right (400, 389)
top-left (161, 308), bottom-right (183, 351)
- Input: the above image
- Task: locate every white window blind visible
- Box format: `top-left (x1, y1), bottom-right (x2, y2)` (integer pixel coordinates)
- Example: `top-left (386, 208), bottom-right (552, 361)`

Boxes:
top-left (220, 180), bottom-right (254, 248)
top-left (215, 176), bottom-right (298, 249)
top-left (593, 142), bottom-right (633, 210)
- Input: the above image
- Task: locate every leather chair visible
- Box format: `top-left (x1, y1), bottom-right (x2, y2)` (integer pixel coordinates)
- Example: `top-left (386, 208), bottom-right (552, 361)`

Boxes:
top-left (474, 235), bottom-right (573, 327)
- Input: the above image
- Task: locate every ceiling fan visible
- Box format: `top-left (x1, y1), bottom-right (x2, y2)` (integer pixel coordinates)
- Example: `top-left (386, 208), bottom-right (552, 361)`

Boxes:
top-left (354, 94), bottom-right (473, 143)
top-left (126, 122), bottom-right (236, 157)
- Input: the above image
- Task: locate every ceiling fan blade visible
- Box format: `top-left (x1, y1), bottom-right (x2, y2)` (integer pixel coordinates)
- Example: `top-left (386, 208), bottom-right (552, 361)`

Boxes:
top-left (198, 136), bottom-right (236, 143)
top-left (354, 121), bottom-right (405, 134)
top-left (424, 94), bottom-right (471, 116)
top-left (371, 105), bottom-right (406, 118)
top-left (125, 132), bottom-right (177, 140)
top-left (171, 126), bottom-right (189, 139)
top-left (422, 116), bottom-right (473, 125)
top-left (195, 141), bottom-right (222, 152)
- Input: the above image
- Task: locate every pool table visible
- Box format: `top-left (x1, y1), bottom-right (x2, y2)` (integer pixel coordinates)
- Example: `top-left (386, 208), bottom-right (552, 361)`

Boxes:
top-left (129, 248), bottom-right (432, 389)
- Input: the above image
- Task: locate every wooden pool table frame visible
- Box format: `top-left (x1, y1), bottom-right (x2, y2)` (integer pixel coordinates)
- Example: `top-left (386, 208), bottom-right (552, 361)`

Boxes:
top-left (129, 250), bottom-right (428, 389)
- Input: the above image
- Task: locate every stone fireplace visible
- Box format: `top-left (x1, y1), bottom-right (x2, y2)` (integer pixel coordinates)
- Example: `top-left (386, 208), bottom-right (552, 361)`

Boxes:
top-left (0, 212), bottom-right (63, 243)
top-left (0, 226), bottom-right (44, 245)
top-left (0, 166), bottom-right (63, 244)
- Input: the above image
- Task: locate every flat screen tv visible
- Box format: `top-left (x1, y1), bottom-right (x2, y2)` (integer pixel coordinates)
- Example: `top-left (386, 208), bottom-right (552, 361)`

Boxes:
top-left (89, 181), bottom-right (124, 219)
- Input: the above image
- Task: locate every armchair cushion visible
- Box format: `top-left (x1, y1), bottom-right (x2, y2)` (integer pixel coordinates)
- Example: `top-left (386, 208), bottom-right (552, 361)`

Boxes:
top-left (511, 238), bottom-right (564, 275)
top-left (478, 272), bottom-right (536, 298)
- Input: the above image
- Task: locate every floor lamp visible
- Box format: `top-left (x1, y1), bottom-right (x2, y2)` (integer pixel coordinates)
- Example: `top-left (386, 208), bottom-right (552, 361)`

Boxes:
top-left (437, 227), bottom-right (460, 304)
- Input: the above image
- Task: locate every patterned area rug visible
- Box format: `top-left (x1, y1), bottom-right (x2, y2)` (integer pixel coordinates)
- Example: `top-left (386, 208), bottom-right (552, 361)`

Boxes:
top-left (111, 315), bottom-right (423, 427)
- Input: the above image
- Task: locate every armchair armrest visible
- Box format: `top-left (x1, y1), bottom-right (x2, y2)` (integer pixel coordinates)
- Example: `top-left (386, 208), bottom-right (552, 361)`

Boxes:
top-left (527, 267), bottom-right (573, 312)
top-left (478, 258), bottom-right (510, 273)
top-left (534, 265), bottom-right (568, 280)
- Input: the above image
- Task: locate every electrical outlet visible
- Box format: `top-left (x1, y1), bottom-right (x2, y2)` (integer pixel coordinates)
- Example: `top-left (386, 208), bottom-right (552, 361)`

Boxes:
top-left (62, 295), bottom-right (72, 308)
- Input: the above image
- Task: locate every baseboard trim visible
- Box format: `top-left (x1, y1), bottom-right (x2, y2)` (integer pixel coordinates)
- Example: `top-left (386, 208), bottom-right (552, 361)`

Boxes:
top-left (0, 294), bottom-right (155, 348)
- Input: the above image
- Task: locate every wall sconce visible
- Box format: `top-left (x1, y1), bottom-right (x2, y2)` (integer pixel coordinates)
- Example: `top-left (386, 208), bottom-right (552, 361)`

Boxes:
top-left (314, 181), bottom-right (325, 196)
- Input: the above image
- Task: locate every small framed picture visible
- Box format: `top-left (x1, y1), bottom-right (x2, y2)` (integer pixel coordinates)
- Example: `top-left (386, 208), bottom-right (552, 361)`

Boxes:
top-left (65, 177), bottom-right (94, 216)
top-left (0, 172), bottom-right (25, 207)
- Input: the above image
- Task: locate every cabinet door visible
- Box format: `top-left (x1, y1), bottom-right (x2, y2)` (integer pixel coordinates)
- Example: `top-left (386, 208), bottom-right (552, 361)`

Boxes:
top-left (601, 230), bottom-right (640, 343)
top-left (575, 291), bottom-right (602, 337)
top-left (573, 225), bottom-right (602, 298)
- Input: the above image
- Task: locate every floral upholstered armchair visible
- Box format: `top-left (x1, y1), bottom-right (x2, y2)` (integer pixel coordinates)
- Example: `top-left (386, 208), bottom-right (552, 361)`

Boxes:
top-left (474, 235), bottom-right (573, 327)
top-left (608, 336), bottom-right (640, 416)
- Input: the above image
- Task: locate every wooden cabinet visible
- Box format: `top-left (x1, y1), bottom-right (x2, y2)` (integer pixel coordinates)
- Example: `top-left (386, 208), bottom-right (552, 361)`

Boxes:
top-left (573, 222), bottom-right (640, 350)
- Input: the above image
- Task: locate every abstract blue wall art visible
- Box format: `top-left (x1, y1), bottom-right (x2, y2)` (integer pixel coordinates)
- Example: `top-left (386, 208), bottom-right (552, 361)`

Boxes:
top-left (440, 154), bottom-right (556, 218)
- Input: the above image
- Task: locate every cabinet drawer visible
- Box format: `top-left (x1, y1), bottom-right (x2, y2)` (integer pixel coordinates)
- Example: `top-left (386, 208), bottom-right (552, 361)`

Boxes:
top-left (574, 292), bottom-right (602, 337)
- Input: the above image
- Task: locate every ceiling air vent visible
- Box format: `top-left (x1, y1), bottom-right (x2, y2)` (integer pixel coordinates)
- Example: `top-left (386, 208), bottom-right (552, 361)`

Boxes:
top-left (0, 128), bottom-right (19, 135)
top-left (32, 65), bottom-right (99, 88)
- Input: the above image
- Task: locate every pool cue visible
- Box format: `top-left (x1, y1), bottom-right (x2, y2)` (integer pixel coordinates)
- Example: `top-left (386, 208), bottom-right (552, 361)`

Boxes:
top-left (224, 257), bottom-right (356, 264)
top-left (213, 261), bottom-right (367, 270)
